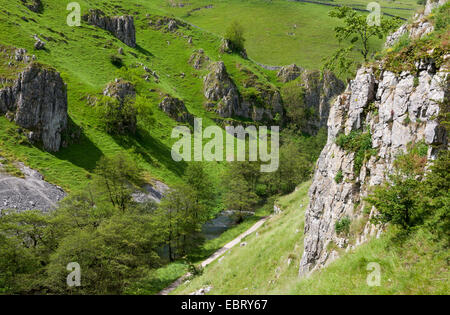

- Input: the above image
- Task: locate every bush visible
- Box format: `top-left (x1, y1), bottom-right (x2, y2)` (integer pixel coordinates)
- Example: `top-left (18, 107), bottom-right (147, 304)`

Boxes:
top-left (188, 263), bottom-right (204, 276)
top-left (281, 80), bottom-right (307, 129)
top-left (335, 216), bottom-right (351, 235)
top-left (335, 169), bottom-right (344, 183)
top-left (224, 21), bottom-right (246, 52)
top-left (366, 142), bottom-right (429, 230)
top-left (96, 96), bottom-right (137, 135)
top-left (335, 130), bottom-right (374, 176)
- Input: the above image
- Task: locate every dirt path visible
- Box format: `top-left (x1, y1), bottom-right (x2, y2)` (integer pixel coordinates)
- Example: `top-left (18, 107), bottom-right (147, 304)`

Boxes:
top-left (158, 215), bottom-right (271, 295)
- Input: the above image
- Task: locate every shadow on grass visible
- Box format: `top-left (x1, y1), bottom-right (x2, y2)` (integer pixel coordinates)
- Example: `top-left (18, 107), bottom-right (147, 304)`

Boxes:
top-left (52, 131), bottom-right (103, 173)
top-left (135, 44), bottom-right (153, 57)
top-left (113, 127), bottom-right (187, 177)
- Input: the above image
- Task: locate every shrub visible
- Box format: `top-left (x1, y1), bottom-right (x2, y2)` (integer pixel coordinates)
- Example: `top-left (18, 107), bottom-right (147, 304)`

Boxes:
top-left (335, 169), bottom-right (344, 183)
top-left (281, 80), bottom-right (307, 129)
top-left (335, 130), bottom-right (375, 176)
top-left (224, 21), bottom-right (246, 52)
top-left (335, 216), bottom-right (351, 235)
top-left (96, 96), bottom-right (137, 135)
top-left (188, 263), bottom-right (204, 276)
top-left (366, 143), bottom-right (429, 230)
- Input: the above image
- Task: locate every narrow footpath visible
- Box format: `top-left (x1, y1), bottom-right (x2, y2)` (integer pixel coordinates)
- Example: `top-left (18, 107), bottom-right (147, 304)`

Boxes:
top-left (158, 215), bottom-right (271, 295)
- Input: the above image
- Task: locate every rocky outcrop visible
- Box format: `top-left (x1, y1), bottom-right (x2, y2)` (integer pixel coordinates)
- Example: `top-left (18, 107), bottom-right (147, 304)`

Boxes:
top-left (277, 64), bottom-right (303, 83)
top-left (132, 180), bottom-right (169, 204)
top-left (385, 0), bottom-right (447, 48)
top-left (21, 0), bottom-right (42, 13)
top-left (148, 16), bottom-right (189, 32)
top-left (204, 61), bottom-right (241, 118)
top-left (0, 62), bottom-right (68, 152)
top-left (300, 70), bottom-right (346, 134)
top-left (0, 162), bottom-right (66, 212)
top-left (33, 34), bottom-right (46, 50)
top-left (203, 62), bottom-right (283, 122)
top-left (189, 49), bottom-right (210, 70)
top-left (103, 78), bottom-right (135, 102)
top-left (299, 56), bottom-right (449, 275)
top-left (219, 38), bottom-right (248, 59)
top-left (424, 0), bottom-right (447, 14)
top-left (83, 9), bottom-right (136, 47)
top-left (159, 96), bottom-right (194, 125)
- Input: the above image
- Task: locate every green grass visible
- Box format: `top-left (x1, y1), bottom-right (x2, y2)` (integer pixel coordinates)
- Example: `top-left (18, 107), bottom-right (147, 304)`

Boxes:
top-left (173, 180), bottom-right (449, 295)
top-left (173, 180), bottom-right (310, 294)
top-left (0, 0), bottom-right (276, 192)
top-left (0, 0), bottom-right (418, 194)
top-left (286, 229), bottom-right (449, 294)
top-left (150, 0), bottom-right (418, 69)
top-left (127, 203), bottom-right (273, 295)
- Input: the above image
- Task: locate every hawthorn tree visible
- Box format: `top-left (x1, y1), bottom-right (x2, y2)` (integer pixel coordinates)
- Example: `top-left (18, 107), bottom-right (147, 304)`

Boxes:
top-left (324, 6), bottom-right (401, 76)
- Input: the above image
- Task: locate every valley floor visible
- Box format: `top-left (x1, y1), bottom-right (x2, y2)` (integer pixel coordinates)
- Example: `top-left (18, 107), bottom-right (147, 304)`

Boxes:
top-left (173, 181), bottom-right (449, 295)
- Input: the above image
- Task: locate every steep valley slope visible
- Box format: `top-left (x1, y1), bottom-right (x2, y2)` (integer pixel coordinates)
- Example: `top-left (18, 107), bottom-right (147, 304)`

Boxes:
top-left (175, 0), bottom-right (449, 295)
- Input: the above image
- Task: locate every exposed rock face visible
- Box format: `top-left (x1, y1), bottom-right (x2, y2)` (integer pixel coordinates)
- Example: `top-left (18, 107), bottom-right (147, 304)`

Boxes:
top-left (148, 16), bottom-right (189, 32)
top-left (83, 9), bottom-right (136, 47)
top-left (189, 49), bottom-right (210, 69)
top-left (385, 0), bottom-right (447, 48)
top-left (21, 0), bottom-right (42, 13)
top-left (0, 162), bottom-right (66, 212)
top-left (167, 20), bottom-right (178, 32)
top-left (277, 64), bottom-right (303, 83)
top-left (300, 70), bottom-right (346, 134)
top-left (424, 0), bottom-right (447, 14)
top-left (132, 180), bottom-right (169, 204)
top-left (204, 61), bottom-right (241, 117)
top-left (203, 62), bottom-right (283, 122)
top-left (33, 35), bottom-right (46, 50)
top-left (0, 63), bottom-right (68, 152)
top-left (219, 38), bottom-right (248, 59)
top-left (299, 58), bottom-right (449, 275)
top-left (103, 78), bottom-right (135, 102)
top-left (159, 96), bottom-right (194, 125)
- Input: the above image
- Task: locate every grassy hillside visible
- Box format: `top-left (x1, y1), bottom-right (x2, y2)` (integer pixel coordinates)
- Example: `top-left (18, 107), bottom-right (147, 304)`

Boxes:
top-left (0, 0), bottom-right (278, 192)
top-left (149, 0), bottom-right (419, 69)
top-left (174, 181), bottom-right (449, 295)
top-left (173, 181), bottom-right (310, 294)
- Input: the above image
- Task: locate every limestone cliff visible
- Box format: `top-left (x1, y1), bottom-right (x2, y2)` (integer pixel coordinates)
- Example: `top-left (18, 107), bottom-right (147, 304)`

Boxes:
top-left (0, 49), bottom-right (68, 152)
top-left (203, 61), bottom-right (283, 122)
top-left (385, 0), bottom-right (447, 47)
top-left (299, 4), bottom-right (449, 275)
